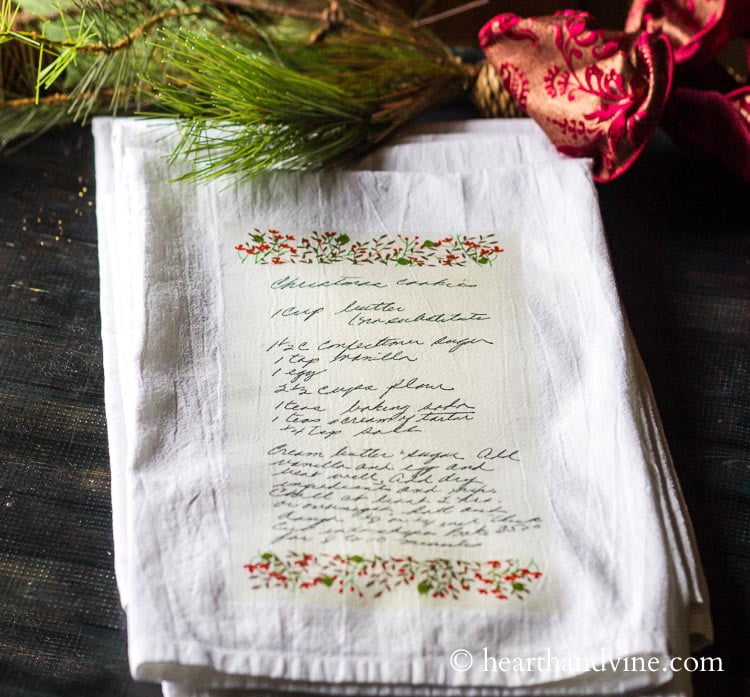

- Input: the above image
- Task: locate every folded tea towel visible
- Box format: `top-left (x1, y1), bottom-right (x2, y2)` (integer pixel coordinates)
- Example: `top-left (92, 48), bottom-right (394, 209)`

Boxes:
top-left (93, 118), bottom-right (711, 697)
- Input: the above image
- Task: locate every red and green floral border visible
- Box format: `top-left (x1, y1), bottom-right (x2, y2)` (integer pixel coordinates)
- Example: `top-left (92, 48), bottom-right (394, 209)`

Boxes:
top-left (234, 229), bottom-right (504, 267)
top-left (243, 552), bottom-right (542, 600)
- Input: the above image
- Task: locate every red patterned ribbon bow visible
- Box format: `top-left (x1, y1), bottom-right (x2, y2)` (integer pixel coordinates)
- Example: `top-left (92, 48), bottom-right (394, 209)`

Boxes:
top-left (479, 1), bottom-right (750, 182)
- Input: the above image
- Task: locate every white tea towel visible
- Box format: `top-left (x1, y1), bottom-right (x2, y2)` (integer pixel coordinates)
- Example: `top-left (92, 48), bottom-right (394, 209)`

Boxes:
top-left (93, 118), bottom-right (711, 696)
top-left (95, 119), bottom-right (710, 648)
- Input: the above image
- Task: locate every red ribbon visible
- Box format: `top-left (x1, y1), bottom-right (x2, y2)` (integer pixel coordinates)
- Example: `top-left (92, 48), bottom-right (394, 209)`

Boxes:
top-left (479, 0), bottom-right (750, 182)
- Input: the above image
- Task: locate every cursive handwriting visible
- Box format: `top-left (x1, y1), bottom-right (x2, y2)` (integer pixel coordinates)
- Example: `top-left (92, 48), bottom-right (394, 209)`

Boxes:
top-left (251, 268), bottom-right (542, 552)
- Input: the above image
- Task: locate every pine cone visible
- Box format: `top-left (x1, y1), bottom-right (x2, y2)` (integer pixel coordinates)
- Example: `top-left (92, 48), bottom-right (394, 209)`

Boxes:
top-left (470, 60), bottom-right (523, 119)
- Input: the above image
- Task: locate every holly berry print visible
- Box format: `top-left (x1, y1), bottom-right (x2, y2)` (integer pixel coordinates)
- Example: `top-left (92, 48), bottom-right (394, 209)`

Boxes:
top-left (244, 552), bottom-right (542, 600)
top-left (234, 229), bottom-right (504, 266)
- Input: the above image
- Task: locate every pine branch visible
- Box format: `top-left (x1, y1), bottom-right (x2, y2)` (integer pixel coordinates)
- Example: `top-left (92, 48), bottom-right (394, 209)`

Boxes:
top-left (0, 89), bottom-right (112, 107)
top-left (0, 0), bottom-right (234, 129)
top-left (3, 5), bottom-right (208, 55)
top-left (152, 1), bottom-right (468, 181)
top-left (0, 0), bottom-right (478, 178)
top-left (84, 6), bottom-right (208, 53)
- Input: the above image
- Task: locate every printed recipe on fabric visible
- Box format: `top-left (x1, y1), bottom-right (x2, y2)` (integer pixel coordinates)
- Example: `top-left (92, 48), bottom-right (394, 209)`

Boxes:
top-left (225, 229), bottom-right (550, 609)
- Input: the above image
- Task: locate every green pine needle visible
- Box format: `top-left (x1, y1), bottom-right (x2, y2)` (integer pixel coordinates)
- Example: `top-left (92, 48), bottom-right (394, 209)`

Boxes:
top-left (153, 16), bottom-right (466, 181)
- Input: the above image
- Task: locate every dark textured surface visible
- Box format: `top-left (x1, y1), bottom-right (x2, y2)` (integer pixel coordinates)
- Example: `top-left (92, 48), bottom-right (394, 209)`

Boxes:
top-left (597, 135), bottom-right (750, 696)
top-left (0, 128), bottom-right (160, 697)
top-left (0, 124), bottom-right (747, 696)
